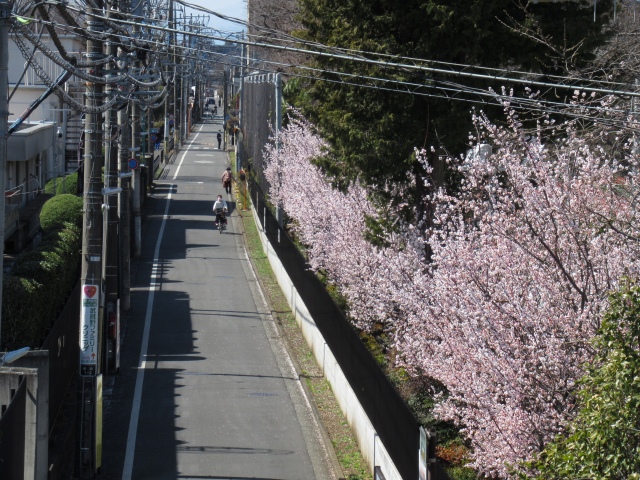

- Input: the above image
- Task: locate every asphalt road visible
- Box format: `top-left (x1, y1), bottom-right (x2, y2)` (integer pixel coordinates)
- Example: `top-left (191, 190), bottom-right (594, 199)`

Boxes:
top-left (98, 116), bottom-right (336, 480)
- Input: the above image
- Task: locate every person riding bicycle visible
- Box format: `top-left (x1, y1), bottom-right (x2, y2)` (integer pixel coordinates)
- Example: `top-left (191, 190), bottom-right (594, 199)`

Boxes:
top-left (213, 194), bottom-right (228, 228)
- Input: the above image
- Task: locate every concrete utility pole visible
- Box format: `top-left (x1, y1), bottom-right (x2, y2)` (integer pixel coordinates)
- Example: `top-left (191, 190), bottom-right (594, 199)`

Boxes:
top-left (223, 69), bottom-right (228, 150)
top-left (77, 1), bottom-right (105, 476)
top-left (0, 0), bottom-right (11, 348)
top-left (131, 100), bottom-right (142, 257)
top-left (163, 0), bottom-right (173, 153)
top-left (181, 15), bottom-right (190, 145)
top-left (104, 0), bottom-right (120, 374)
top-left (238, 42), bottom-right (245, 171)
top-left (132, 0), bottom-right (143, 258)
top-left (147, 107), bottom-right (153, 192)
top-left (117, 93), bottom-right (131, 312)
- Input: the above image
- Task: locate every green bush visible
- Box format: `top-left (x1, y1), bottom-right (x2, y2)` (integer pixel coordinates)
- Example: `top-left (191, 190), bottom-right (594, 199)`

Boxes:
top-left (1, 276), bottom-right (43, 349)
top-left (38, 224), bottom-right (82, 287)
top-left (39, 194), bottom-right (83, 233)
top-left (44, 172), bottom-right (79, 195)
top-left (527, 280), bottom-right (640, 480)
top-left (1, 197), bottom-right (82, 349)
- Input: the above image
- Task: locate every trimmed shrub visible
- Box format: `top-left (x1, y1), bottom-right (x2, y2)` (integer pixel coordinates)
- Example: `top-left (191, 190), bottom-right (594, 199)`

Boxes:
top-left (38, 224), bottom-right (82, 288)
top-left (44, 172), bottom-right (79, 195)
top-left (1, 206), bottom-right (82, 349)
top-left (40, 194), bottom-right (83, 233)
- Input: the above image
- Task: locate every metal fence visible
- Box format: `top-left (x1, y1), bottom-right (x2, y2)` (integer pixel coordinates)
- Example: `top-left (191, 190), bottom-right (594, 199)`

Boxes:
top-left (250, 177), bottom-right (421, 480)
top-left (240, 74), bottom-right (280, 195)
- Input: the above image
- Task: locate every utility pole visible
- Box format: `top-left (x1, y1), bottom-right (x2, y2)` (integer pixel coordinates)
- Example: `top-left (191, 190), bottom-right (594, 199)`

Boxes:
top-left (77, 0), bottom-right (105, 476)
top-left (0, 0), bottom-right (11, 348)
top-left (131, 2), bottom-right (142, 257)
top-left (181, 15), bottom-right (190, 145)
top-left (172, 5), bottom-right (179, 149)
top-left (131, 100), bottom-right (141, 257)
top-left (104, 0), bottom-right (120, 374)
top-left (238, 42), bottom-right (245, 172)
top-left (117, 90), bottom-right (131, 312)
top-left (163, 0), bottom-right (173, 154)
top-left (223, 68), bottom-right (228, 150)
top-left (147, 107), bottom-right (153, 193)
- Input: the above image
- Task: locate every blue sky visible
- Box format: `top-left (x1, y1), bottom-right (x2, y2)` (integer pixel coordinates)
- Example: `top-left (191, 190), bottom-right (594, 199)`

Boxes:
top-left (183, 0), bottom-right (247, 39)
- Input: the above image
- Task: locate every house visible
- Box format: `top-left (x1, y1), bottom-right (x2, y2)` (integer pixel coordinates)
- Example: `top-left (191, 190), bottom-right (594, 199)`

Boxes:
top-left (5, 32), bottom-right (84, 253)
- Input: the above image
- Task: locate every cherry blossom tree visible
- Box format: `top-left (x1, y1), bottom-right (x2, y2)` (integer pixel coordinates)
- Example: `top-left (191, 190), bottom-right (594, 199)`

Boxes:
top-left (263, 115), bottom-right (423, 328)
top-left (399, 106), bottom-right (640, 477)
top-left (262, 108), bottom-right (640, 478)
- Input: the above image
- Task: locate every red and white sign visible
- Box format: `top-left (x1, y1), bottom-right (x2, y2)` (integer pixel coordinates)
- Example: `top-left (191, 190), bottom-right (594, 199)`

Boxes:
top-left (80, 284), bottom-right (99, 376)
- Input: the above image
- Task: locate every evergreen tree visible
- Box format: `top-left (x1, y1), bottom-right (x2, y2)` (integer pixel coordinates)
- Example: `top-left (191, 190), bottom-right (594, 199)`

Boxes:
top-left (528, 280), bottom-right (640, 480)
top-left (288, 0), bottom-right (614, 189)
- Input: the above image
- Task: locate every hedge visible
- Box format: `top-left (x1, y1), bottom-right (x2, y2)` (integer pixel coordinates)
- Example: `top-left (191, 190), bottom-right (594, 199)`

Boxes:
top-left (1, 192), bottom-right (83, 349)
top-left (39, 194), bottom-right (83, 233)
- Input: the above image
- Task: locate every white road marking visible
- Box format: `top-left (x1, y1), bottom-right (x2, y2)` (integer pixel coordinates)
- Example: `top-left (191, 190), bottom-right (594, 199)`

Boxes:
top-left (122, 124), bottom-right (203, 480)
top-left (172, 124), bottom-right (204, 180)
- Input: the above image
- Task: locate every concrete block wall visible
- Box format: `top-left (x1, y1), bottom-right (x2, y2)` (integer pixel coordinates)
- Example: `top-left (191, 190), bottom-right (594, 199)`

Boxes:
top-left (252, 206), bottom-right (402, 480)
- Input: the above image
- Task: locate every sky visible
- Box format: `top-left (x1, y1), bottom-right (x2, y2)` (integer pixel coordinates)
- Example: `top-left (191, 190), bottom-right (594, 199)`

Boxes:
top-left (182, 0), bottom-right (247, 41)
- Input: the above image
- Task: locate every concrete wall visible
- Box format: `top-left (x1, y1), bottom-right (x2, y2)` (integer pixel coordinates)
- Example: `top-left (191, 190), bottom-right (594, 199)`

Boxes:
top-left (0, 350), bottom-right (49, 480)
top-left (251, 206), bottom-right (402, 480)
top-left (8, 122), bottom-right (54, 162)
top-left (6, 122), bottom-right (54, 201)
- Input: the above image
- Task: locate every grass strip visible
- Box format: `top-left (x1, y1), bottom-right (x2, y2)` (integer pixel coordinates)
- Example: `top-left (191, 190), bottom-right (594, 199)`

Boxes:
top-left (238, 205), bottom-right (371, 480)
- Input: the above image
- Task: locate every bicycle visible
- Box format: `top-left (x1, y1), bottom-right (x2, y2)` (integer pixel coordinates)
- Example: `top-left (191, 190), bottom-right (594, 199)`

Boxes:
top-left (215, 209), bottom-right (227, 234)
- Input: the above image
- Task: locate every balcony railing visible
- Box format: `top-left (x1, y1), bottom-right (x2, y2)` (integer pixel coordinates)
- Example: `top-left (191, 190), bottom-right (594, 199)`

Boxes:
top-left (5, 186), bottom-right (22, 206)
top-left (4, 187), bottom-right (22, 241)
top-left (24, 52), bottom-right (81, 86)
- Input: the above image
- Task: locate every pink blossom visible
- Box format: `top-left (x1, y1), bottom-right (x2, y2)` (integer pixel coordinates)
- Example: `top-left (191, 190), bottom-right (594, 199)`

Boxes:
top-left (263, 110), bottom-right (640, 478)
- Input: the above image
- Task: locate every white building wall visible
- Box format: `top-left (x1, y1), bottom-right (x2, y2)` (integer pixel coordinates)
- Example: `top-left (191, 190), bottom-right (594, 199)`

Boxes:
top-left (8, 34), bottom-right (83, 124)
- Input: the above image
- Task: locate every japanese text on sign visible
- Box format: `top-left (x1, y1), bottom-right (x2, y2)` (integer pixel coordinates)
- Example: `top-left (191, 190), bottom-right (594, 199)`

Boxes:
top-left (80, 284), bottom-right (99, 376)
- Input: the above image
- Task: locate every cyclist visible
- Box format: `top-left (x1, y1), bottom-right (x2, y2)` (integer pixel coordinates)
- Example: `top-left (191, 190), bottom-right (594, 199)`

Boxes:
top-left (212, 194), bottom-right (228, 229)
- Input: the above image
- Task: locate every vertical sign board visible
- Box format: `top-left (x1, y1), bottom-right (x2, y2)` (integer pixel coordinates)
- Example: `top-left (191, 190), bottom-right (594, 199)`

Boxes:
top-left (419, 426), bottom-right (428, 480)
top-left (80, 284), bottom-right (99, 376)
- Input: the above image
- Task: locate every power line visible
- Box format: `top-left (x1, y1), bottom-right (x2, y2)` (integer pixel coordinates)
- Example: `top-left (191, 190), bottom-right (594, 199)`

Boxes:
top-left (176, 0), bottom-right (640, 93)
top-left (12, 3), bottom-right (640, 127)
top-left (37, 4), bottom-right (640, 99)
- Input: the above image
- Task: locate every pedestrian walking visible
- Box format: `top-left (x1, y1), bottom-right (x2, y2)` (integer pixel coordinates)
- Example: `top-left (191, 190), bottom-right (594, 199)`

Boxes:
top-left (221, 167), bottom-right (234, 194)
top-left (217, 132), bottom-right (222, 149)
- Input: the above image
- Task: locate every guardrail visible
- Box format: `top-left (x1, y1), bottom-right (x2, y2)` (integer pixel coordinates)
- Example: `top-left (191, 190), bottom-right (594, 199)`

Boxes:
top-left (5, 186), bottom-right (22, 206)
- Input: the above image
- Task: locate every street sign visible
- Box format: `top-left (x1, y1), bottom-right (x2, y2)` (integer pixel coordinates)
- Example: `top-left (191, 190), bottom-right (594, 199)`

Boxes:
top-left (128, 157), bottom-right (138, 169)
top-left (80, 284), bottom-right (99, 376)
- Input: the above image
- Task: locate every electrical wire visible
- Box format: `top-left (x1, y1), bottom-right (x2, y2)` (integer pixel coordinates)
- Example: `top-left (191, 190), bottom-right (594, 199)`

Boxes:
top-left (10, 2), bottom-right (640, 127)
top-left (177, 0), bottom-right (639, 92)
top-left (28, 15), bottom-right (636, 132)
top-left (50, 5), bottom-right (640, 101)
